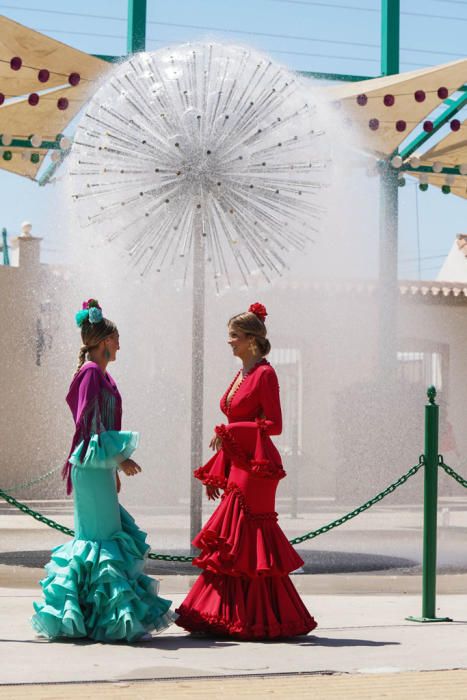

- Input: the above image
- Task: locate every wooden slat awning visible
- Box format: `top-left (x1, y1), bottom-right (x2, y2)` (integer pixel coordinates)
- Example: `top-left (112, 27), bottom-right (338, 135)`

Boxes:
top-left (325, 59), bottom-right (467, 158)
top-left (409, 170), bottom-right (467, 199)
top-left (0, 14), bottom-right (111, 179)
top-left (420, 118), bottom-right (467, 166)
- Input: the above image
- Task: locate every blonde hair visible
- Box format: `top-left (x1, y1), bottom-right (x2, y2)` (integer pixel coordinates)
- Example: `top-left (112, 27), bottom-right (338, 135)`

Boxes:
top-left (228, 311), bottom-right (271, 356)
top-left (75, 317), bottom-right (117, 375)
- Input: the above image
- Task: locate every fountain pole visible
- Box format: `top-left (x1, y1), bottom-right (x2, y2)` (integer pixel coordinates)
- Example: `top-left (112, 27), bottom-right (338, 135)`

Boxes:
top-left (190, 211), bottom-right (205, 551)
top-left (378, 0), bottom-right (400, 380)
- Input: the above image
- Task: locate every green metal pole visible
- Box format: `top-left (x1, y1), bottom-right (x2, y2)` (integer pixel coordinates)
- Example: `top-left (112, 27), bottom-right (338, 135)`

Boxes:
top-left (378, 1), bottom-right (401, 380)
top-left (381, 0), bottom-right (399, 76)
top-left (127, 0), bottom-right (147, 54)
top-left (407, 387), bottom-right (451, 623)
top-left (423, 386), bottom-right (439, 618)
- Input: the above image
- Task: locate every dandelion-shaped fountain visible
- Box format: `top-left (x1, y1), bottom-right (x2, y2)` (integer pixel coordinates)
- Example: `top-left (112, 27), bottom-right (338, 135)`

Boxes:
top-left (70, 42), bottom-right (329, 541)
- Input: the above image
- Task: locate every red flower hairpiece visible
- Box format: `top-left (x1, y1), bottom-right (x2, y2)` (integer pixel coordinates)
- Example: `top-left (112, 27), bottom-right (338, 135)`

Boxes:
top-left (249, 302), bottom-right (268, 322)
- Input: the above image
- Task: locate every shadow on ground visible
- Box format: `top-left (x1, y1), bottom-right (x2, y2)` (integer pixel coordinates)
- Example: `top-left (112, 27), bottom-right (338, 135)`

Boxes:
top-left (0, 549), bottom-right (417, 575)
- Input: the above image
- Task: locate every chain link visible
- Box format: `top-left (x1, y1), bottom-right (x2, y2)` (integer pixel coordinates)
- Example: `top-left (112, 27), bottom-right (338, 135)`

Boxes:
top-left (0, 459), bottom-right (425, 563)
top-left (289, 459), bottom-right (425, 545)
top-left (4, 465), bottom-right (61, 492)
top-left (438, 456), bottom-right (467, 489)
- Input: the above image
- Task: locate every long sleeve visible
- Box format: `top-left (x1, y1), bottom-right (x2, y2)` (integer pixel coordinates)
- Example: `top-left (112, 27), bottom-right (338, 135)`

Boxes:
top-left (75, 367), bottom-right (105, 452)
top-left (68, 367), bottom-right (138, 471)
top-left (257, 368), bottom-right (282, 436)
top-left (69, 430), bottom-right (139, 470)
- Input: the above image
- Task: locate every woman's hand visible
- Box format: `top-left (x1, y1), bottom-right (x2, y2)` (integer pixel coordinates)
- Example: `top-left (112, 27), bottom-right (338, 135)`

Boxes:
top-left (120, 458), bottom-right (142, 476)
top-left (206, 484), bottom-right (221, 500)
top-left (209, 433), bottom-right (222, 452)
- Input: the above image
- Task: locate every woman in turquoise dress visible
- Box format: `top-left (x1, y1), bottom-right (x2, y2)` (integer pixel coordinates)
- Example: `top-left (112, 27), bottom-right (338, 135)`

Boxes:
top-left (31, 299), bottom-right (176, 642)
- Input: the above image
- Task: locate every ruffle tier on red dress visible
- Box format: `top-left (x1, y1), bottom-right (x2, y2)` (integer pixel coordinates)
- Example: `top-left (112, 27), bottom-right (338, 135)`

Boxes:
top-left (176, 570), bottom-right (317, 640)
top-left (192, 484), bottom-right (303, 577)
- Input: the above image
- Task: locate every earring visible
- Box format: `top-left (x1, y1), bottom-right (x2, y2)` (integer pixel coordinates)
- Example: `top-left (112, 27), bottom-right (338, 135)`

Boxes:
top-left (104, 347), bottom-right (111, 360)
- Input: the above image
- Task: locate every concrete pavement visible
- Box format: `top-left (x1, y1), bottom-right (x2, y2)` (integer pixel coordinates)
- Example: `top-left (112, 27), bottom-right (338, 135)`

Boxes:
top-left (1, 589), bottom-right (467, 685)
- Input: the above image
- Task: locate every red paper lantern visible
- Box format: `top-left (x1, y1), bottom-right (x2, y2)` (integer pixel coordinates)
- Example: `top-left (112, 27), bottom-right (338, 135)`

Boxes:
top-left (10, 56), bottom-right (22, 70)
top-left (396, 120), bottom-right (406, 132)
top-left (68, 72), bottom-right (81, 86)
top-left (414, 90), bottom-right (426, 102)
top-left (423, 120), bottom-right (433, 132)
top-left (369, 118), bottom-right (379, 131)
top-left (38, 69), bottom-right (50, 83)
top-left (383, 94), bottom-right (395, 106)
top-left (450, 119), bottom-right (461, 132)
top-left (57, 97), bottom-right (69, 110)
top-left (28, 93), bottom-right (40, 106)
top-left (437, 86), bottom-right (448, 99)
top-left (356, 94), bottom-right (367, 106)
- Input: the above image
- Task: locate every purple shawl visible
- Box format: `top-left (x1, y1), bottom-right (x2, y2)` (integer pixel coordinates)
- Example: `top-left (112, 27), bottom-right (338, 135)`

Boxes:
top-left (61, 362), bottom-right (122, 494)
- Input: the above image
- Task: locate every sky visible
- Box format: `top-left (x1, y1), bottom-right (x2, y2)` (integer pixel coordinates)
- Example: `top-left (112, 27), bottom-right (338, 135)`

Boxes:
top-left (0, 0), bottom-right (465, 279)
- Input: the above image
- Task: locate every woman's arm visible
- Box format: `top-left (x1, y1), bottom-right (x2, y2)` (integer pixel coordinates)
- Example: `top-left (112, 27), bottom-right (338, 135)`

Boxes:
top-left (258, 368), bottom-right (282, 436)
top-left (71, 367), bottom-right (140, 470)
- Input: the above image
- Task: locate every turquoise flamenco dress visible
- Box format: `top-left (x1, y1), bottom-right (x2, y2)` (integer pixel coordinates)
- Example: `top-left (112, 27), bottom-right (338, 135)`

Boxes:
top-left (31, 362), bottom-right (176, 642)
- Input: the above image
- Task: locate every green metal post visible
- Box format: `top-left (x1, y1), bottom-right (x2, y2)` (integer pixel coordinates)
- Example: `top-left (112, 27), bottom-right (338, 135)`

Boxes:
top-left (2, 228), bottom-right (10, 266)
top-left (127, 0), bottom-right (147, 54)
top-left (381, 0), bottom-right (399, 76)
top-left (407, 387), bottom-right (452, 623)
top-left (378, 1), bottom-right (400, 378)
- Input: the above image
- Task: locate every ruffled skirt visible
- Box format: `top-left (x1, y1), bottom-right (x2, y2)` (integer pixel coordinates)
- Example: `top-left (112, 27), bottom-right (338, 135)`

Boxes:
top-left (31, 507), bottom-right (176, 642)
top-left (176, 483), bottom-right (317, 639)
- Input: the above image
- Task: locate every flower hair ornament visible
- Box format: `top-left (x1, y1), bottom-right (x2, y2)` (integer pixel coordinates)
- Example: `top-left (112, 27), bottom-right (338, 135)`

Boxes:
top-left (248, 302), bottom-right (268, 323)
top-left (75, 298), bottom-right (103, 327)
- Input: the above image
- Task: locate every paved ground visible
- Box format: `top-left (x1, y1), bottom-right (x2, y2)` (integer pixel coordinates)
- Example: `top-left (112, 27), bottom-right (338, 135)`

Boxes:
top-left (2, 671), bottom-right (467, 700)
top-left (1, 589), bottom-right (467, 686)
top-left (1, 497), bottom-right (467, 696)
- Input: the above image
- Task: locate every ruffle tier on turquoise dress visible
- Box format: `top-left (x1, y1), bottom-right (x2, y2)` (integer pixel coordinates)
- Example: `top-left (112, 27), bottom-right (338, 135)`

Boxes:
top-left (32, 430), bottom-right (176, 642)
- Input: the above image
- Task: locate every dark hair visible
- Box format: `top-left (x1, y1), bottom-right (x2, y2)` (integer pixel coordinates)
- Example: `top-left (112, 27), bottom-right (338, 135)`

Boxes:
top-left (75, 317), bottom-right (117, 375)
top-left (228, 311), bottom-right (271, 356)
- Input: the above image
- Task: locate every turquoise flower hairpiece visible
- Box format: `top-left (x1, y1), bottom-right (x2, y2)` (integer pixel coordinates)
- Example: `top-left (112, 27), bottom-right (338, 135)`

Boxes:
top-left (88, 307), bottom-right (103, 323)
top-left (75, 309), bottom-right (89, 327)
top-left (75, 298), bottom-right (103, 327)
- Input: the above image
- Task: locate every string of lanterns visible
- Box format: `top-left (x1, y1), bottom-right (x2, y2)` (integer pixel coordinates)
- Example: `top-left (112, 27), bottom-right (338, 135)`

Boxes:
top-left (356, 84), bottom-right (465, 194)
top-left (0, 54), bottom-right (84, 110)
top-left (389, 152), bottom-right (467, 193)
top-left (0, 133), bottom-right (71, 163)
top-left (355, 86), bottom-right (462, 133)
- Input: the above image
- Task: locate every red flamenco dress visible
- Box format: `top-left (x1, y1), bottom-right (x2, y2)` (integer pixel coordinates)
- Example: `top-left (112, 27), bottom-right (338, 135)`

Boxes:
top-left (176, 359), bottom-right (317, 639)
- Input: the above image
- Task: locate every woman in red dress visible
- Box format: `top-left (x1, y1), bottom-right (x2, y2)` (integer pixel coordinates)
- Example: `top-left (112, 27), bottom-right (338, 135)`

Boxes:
top-left (176, 303), bottom-right (317, 639)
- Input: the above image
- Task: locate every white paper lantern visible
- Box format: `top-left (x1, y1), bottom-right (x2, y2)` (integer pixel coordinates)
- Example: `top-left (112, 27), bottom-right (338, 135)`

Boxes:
top-left (409, 155), bottom-right (420, 168)
top-left (419, 173), bottom-right (429, 185)
top-left (1, 134), bottom-right (12, 146)
top-left (51, 151), bottom-right (61, 162)
top-left (432, 161), bottom-right (443, 173)
top-left (30, 134), bottom-right (42, 148)
top-left (391, 155), bottom-right (403, 168)
top-left (445, 174), bottom-right (456, 186)
top-left (59, 136), bottom-right (71, 150)
top-left (459, 163), bottom-right (467, 176)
